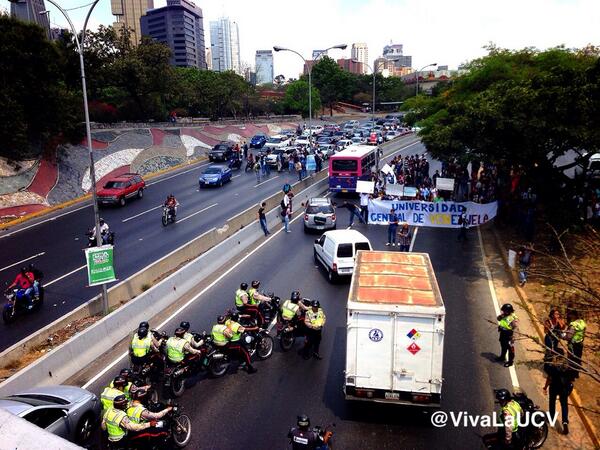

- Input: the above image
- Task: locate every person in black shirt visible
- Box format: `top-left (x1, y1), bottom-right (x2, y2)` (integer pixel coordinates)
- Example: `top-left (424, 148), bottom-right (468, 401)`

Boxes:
top-left (288, 415), bottom-right (324, 450)
top-left (258, 202), bottom-right (269, 236)
top-left (543, 348), bottom-right (575, 435)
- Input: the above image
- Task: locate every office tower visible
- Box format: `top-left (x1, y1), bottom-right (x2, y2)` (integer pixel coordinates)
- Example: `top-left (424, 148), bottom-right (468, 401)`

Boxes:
top-left (209, 17), bottom-right (241, 74)
top-left (255, 50), bottom-right (274, 85)
top-left (112, 0), bottom-right (154, 44)
top-left (351, 43), bottom-right (368, 73)
top-left (10, 0), bottom-right (50, 38)
top-left (140, 0), bottom-right (206, 68)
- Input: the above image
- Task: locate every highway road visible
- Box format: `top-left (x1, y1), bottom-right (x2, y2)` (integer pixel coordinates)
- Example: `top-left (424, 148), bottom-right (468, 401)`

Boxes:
top-left (0, 134), bottom-right (416, 351)
top-left (80, 142), bottom-right (529, 449)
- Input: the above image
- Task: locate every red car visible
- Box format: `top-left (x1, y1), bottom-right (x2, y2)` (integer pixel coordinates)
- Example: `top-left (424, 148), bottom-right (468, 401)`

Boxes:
top-left (96, 173), bottom-right (145, 207)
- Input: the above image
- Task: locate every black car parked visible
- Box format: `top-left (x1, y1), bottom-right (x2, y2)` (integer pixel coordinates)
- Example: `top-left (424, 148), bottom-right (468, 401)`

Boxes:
top-left (209, 141), bottom-right (235, 162)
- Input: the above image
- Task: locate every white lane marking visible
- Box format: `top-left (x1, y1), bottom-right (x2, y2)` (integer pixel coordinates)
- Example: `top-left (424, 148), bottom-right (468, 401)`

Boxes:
top-left (45, 265), bottom-right (87, 287)
top-left (0, 204), bottom-right (92, 239)
top-left (122, 205), bottom-right (163, 223)
top-left (253, 175), bottom-right (280, 188)
top-left (409, 227), bottom-right (419, 252)
top-left (0, 252), bottom-right (46, 273)
top-left (83, 211), bottom-right (305, 389)
top-left (177, 203), bottom-right (218, 223)
top-left (477, 227), bottom-right (520, 390)
top-left (145, 162), bottom-right (209, 186)
top-left (232, 175), bottom-right (241, 179)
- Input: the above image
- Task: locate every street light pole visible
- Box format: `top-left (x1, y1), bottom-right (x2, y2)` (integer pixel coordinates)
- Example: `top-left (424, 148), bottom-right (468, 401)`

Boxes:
top-left (354, 59), bottom-right (384, 167)
top-left (273, 44), bottom-right (346, 135)
top-left (415, 63), bottom-right (437, 96)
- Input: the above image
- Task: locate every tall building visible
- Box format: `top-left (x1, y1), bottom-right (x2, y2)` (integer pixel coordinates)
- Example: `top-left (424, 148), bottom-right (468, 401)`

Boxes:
top-left (351, 43), bottom-right (368, 74)
top-left (205, 47), bottom-right (212, 70)
top-left (255, 50), bottom-right (274, 85)
top-left (209, 17), bottom-right (241, 74)
top-left (112, 0), bottom-right (154, 44)
top-left (10, 0), bottom-right (50, 38)
top-left (140, 0), bottom-right (206, 69)
top-left (337, 58), bottom-right (364, 74)
top-left (382, 43), bottom-right (412, 68)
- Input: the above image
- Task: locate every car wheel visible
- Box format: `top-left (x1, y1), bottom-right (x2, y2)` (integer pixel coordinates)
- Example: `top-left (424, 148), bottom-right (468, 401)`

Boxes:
top-left (219, 180), bottom-right (223, 187)
top-left (119, 197), bottom-right (126, 207)
top-left (137, 189), bottom-right (143, 199)
top-left (328, 267), bottom-right (337, 283)
top-left (304, 223), bottom-right (309, 233)
top-left (75, 412), bottom-right (96, 444)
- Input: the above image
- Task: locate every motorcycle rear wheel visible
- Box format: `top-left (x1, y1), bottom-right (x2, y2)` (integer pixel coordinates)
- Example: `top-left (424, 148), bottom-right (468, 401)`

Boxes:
top-left (208, 357), bottom-right (229, 378)
top-left (280, 331), bottom-right (295, 352)
top-left (528, 422), bottom-right (548, 449)
top-left (172, 413), bottom-right (192, 448)
top-left (170, 376), bottom-right (185, 397)
top-left (256, 335), bottom-right (274, 360)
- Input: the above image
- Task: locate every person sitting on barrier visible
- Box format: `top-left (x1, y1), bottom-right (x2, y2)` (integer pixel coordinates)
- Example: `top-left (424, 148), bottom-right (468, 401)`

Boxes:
top-left (165, 327), bottom-right (203, 366)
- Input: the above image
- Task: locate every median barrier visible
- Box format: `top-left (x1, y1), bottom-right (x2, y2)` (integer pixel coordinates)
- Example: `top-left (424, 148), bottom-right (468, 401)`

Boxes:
top-left (0, 172), bottom-right (329, 394)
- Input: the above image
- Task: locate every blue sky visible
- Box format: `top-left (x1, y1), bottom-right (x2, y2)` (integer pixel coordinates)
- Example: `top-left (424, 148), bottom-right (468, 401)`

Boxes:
top-left (2, 0), bottom-right (599, 79)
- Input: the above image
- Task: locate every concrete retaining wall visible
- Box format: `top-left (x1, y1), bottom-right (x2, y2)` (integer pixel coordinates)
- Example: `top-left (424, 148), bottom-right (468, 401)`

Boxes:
top-left (0, 175), bottom-right (329, 395)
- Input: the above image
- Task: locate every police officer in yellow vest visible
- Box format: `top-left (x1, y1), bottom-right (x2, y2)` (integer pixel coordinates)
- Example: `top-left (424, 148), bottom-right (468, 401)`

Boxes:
top-left (165, 327), bottom-right (203, 366)
top-left (126, 388), bottom-right (172, 427)
top-left (495, 389), bottom-right (523, 448)
top-left (179, 321), bottom-right (203, 349)
top-left (101, 376), bottom-right (128, 414)
top-left (279, 291), bottom-right (308, 332)
top-left (212, 315), bottom-right (234, 347)
top-left (564, 310), bottom-right (586, 377)
top-left (225, 312), bottom-right (258, 373)
top-left (130, 325), bottom-right (161, 367)
top-left (496, 303), bottom-right (518, 367)
top-left (101, 395), bottom-right (155, 446)
top-left (302, 300), bottom-right (326, 360)
top-left (235, 281), bottom-right (270, 327)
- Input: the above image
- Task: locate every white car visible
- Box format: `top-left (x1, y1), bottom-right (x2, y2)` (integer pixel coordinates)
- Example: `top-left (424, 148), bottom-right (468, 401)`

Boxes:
top-left (309, 125), bottom-right (324, 135)
top-left (337, 139), bottom-right (353, 149)
top-left (351, 136), bottom-right (366, 145)
top-left (295, 136), bottom-right (311, 146)
top-left (264, 135), bottom-right (291, 149)
top-left (345, 120), bottom-right (359, 128)
top-left (385, 131), bottom-right (399, 141)
top-left (313, 229), bottom-right (372, 282)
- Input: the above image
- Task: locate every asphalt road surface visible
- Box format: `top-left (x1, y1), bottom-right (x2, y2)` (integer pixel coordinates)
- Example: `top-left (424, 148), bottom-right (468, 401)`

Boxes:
top-left (82, 142), bottom-right (521, 449)
top-left (0, 134), bottom-right (416, 351)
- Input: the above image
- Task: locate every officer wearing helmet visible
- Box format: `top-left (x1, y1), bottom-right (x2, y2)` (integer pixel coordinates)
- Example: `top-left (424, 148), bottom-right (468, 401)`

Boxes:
top-left (101, 394), bottom-right (156, 444)
top-left (496, 303), bottom-right (518, 367)
top-left (126, 388), bottom-right (172, 428)
top-left (179, 321), bottom-right (203, 349)
top-left (225, 311), bottom-right (258, 374)
top-left (302, 300), bottom-right (326, 360)
top-left (287, 414), bottom-right (324, 450)
top-left (235, 280), bottom-right (270, 327)
top-left (101, 376), bottom-right (129, 413)
top-left (130, 322), bottom-right (161, 367)
top-left (165, 327), bottom-right (203, 365)
top-left (489, 389), bottom-right (523, 448)
top-left (280, 291), bottom-right (309, 328)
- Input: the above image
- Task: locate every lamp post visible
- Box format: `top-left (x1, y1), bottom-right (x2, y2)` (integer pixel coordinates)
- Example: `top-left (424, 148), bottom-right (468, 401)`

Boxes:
top-left (273, 44), bottom-right (347, 135)
top-left (415, 63), bottom-right (437, 96)
top-left (15, 0), bottom-right (110, 314)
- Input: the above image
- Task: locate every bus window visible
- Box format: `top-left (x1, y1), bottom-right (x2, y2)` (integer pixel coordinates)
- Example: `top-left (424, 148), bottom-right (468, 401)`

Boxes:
top-left (332, 159), bottom-right (358, 172)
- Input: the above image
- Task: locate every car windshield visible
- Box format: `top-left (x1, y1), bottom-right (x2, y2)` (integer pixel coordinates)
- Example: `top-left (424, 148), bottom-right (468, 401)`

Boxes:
top-left (337, 243), bottom-right (353, 258)
top-left (104, 181), bottom-right (126, 189)
top-left (204, 168), bottom-right (221, 174)
top-left (2, 394), bottom-right (67, 406)
top-left (267, 137), bottom-right (282, 143)
top-left (307, 205), bottom-right (334, 214)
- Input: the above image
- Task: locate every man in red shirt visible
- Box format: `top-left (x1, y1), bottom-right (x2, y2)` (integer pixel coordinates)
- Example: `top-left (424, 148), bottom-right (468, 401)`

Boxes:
top-left (8, 268), bottom-right (34, 308)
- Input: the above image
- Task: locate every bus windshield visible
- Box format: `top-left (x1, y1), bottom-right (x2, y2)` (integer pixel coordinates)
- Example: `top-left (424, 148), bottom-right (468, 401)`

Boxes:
top-left (332, 159), bottom-right (358, 172)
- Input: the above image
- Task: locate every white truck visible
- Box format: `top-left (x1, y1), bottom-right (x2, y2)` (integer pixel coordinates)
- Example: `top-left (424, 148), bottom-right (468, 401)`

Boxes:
top-left (344, 251), bottom-right (445, 407)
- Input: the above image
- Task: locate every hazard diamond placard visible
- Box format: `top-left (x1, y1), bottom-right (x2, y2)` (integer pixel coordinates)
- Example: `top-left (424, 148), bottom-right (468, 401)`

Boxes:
top-left (407, 342), bottom-right (421, 355)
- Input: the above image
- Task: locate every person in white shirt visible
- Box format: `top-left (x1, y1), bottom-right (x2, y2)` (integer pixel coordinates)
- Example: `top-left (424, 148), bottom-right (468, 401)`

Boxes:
top-left (359, 193), bottom-right (370, 223)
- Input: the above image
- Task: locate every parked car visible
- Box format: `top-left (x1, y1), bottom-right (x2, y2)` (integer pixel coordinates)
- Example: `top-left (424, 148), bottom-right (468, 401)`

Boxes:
top-left (280, 129), bottom-right (296, 139)
top-left (209, 141), bottom-right (235, 161)
top-left (313, 229), bottom-right (372, 282)
top-left (0, 385), bottom-right (100, 445)
top-left (304, 197), bottom-right (336, 232)
top-left (198, 165), bottom-right (232, 187)
top-left (250, 134), bottom-right (267, 149)
top-left (345, 120), bottom-right (359, 128)
top-left (295, 136), bottom-right (311, 146)
top-left (309, 125), bottom-right (324, 135)
top-left (264, 135), bottom-right (291, 150)
top-left (97, 172), bottom-right (145, 207)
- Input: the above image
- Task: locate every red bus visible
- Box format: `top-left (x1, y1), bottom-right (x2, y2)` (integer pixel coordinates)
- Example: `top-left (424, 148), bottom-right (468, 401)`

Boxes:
top-left (328, 145), bottom-right (377, 193)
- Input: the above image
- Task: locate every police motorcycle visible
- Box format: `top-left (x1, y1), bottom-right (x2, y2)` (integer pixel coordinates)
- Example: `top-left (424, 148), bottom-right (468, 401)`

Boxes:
top-left (164, 332), bottom-right (208, 397)
top-left (484, 390), bottom-right (548, 450)
top-left (224, 308), bottom-right (274, 359)
top-left (86, 228), bottom-right (115, 247)
top-left (278, 297), bottom-right (311, 352)
top-left (237, 292), bottom-right (281, 331)
top-left (125, 400), bottom-right (192, 449)
top-left (3, 283), bottom-right (44, 324)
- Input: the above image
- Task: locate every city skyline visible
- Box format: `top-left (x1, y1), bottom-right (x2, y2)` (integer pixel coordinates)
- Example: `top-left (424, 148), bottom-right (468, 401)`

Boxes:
top-left (2, 0), bottom-right (599, 79)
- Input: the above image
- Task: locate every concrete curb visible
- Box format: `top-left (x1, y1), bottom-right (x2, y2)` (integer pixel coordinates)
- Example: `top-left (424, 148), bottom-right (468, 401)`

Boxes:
top-left (491, 228), bottom-right (600, 449)
top-left (0, 175), bottom-right (328, 395)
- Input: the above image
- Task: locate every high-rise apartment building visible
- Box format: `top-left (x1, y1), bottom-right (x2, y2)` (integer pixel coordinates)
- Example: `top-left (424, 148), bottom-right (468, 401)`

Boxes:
top-left (140, 0), bottom-right (206, 69)
top-left (351, 43), bottom-right (368, 74)
top-left (10, 0), bottom-right (50, 38)
top-left (382, 43), bottom-right (412, 68)
top-left (255, 50), bottom-right (274, 85)
top-left (112, 0), bottom-right (154, 44)
top-left (209, 17), bottom-right (241, 74)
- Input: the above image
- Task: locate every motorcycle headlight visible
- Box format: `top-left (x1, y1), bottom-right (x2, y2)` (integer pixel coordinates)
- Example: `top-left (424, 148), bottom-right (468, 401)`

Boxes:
top-left (244, 335), bottom-right (253, 344)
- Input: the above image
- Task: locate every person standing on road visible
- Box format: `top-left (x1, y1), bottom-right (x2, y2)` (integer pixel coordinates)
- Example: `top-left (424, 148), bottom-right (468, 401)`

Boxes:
top-left (457, 210), bottom-right (469, 242)
top-left (295, 159), bottom-right (303, 181)
top-left (398, 223), bottom-right (412, 251)
top-left (359, 192), bottom-right (370, 223)
top-left (386, 209), bottom-right (399, 246)
top-left (243, 141), bottom-right (248, 159)
top-left (563, 310), bottom-right (586, 377)
top-left (342, 201), bottom-right (365, 227)
top-left (517, 243), bottom-right (533, 286)
top-left (496, 303), bottom-right (518, 367)
top-left (258, 202), bottom-right (269, 236)
top-left (281, 192), bottom-right (292, 233)
top-left (543, 348), bottom-right (575, 435)
top-left (302, 300), bottom-right (326, 360)
top-left (543, 309), bottom-right (565, 353)
top-left (254, 160), bottom-right (261, 183)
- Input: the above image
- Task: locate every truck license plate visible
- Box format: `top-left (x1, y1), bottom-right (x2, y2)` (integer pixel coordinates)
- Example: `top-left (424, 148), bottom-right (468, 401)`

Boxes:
top-left (385, 392), bottom-right (400, 400)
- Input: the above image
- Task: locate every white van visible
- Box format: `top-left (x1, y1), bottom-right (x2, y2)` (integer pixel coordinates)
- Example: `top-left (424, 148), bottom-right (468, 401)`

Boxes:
top-left (313, 230), bottom-right (372, 282)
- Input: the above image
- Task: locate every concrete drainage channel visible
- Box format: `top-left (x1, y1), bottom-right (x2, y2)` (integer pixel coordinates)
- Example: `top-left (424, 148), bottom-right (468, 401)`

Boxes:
top-left (0, 136), bottom-right (419, 395)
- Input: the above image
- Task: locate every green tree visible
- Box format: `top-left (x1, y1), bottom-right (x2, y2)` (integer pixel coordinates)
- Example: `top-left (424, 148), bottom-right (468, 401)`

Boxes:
top-left (311, 56), bottom-right (353, 115)
top-left (282, 80), bottom-right (321, 118)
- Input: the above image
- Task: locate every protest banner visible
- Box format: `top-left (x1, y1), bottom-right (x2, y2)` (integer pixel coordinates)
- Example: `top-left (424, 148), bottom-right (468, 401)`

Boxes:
top-left (403, 186), bottom-right (418, 197)
top-left (385, 184), bottom-right (404, 196)
top-left (436, 177), bottom-right (455, 191)
top-left (356, 180), bottom-right (375, 194)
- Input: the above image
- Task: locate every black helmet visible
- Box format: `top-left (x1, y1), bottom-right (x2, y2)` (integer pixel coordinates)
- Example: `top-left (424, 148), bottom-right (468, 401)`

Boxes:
top-left (20, 267), bottom-right (27, 275)
top-left (501, 304), bottom-right (514, 314)
top-left (217, 315), bottom-right (226, 324)
top-left (297, 414), bottom-right (310, 429)
top-left (495, 388), bottom-right (511, 403)
top-left (137, 327), bottom-right (149, 338)
top-left (132, 388), bottom-right (148, 401)
top-left (99, 218), bottom-right (105, 224)
top-left (119, 368), bottom-right (132, 380)
top-left (251, 280), bottom-right (260, 289)
top-left (229, 311), bottom-right (239, 322)
top-left (139, 321), bottom-right (150, 330)
top-left (113, 395), bottom-right (128, 410)
top-left (240, 282), bottom-right (248, 291)
top-left (180, 321), bottom-right (190, 331)
top-left (311, 300), bottom-right (320, 308)
top-left (291, 291), bottom-right (300, 302)
top-left (113, 376), bottom-right (127, 388)
top-left (174, 327), bottom-right (186, 338)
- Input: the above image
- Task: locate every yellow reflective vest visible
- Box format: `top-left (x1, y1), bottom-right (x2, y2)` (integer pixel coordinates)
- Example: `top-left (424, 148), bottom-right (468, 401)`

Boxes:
top-left (131, 334), bottom-right (151, 357)
top-left (502, 400), bottom-right (523, 432)
top-left (126, 403), bottom-right (146, 424)
top-left (306, 308), bottom-right (325, 329)
top-left (104, 408), bottom-right (128, 442)
top-left (281, 300), bottom-right (299, 320)
top-left (166, 336), bottom-right (186, 363)
top-left (498, 313), bottom-right (517, 331)
top-left (211, 324), bottom-right (229, 346)
top-left (569, 319), bottom-right (586, 344)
